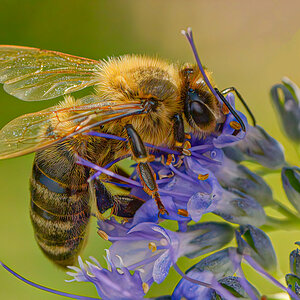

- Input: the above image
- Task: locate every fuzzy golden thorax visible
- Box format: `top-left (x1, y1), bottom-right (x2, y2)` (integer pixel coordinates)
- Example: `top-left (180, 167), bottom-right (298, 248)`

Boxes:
top-left (96, 55), bottom-right (183, 146)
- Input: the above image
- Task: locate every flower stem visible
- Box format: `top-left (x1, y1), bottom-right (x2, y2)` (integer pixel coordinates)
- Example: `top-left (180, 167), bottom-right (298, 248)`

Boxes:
top-left (173, 263), bottom-right (239, 300)
top-left (272, 200), bottom-right (299, 220)
top-left (261, 216), bottom-right (300, 232)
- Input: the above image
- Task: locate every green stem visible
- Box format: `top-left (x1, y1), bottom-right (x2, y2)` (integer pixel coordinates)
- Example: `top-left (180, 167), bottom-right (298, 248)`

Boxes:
top-left (272, 199), bottom-right (299, 220)
top-left (261, 216), bottom-right (300, 232)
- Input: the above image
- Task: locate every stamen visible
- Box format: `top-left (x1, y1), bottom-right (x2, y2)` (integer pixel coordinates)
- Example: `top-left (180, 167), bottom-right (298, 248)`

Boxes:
top-left (175, 141), bottom-right (183, 147)
top-left (198, 173), bottom-right (209, 181)
top-left (76, 155), bottom-right (142, 187)
top-left (230, 121), bottom-right (241, 131)
top-left (97, 230), bottom-right (109, 240)
top-left (86, 131), bottom-right (179, 155)
top-left (185, 133), bottom-right (192, 139)
top-left (191, 152), bottom-right (222, 165)
top-left (142, 282), bottom-right (149, 293)
top-left (177, 209), bottom-right (189, 217)
top-left (148, 242), bottom-right (157, 252)
top-left (181, 27), bottom-right (246, 132)
top-left (85, 131), bottom-right (127, 141)
top-left (0, 261), bottom-right (99, 300)
top-left (169, 164), bottom-right (198, 183)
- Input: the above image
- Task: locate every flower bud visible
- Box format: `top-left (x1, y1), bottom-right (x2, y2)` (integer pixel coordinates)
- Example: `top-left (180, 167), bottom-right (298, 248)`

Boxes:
top-left (282, 166), bottom-right (300, 213)
top-left (227, 125), bottom-right (285, 169)
top-left (215, 156), bottom-right (274, 206)
top-left (214, 276), bottom-right (260, 299)
top-left (189, 247), bottom-right (240, 279)
top-left (182, 222), bottom-right (234, 259)
top-left (285, 274), bottom-right (300, 297)
top-left (271, 78), bottom-right (300, 143)
top-left (214, 190), bottom-right (266, 226)
top-left (290, 248), bottom-right (300, 277)
top-left (235, 225), bottom-right (277, 272)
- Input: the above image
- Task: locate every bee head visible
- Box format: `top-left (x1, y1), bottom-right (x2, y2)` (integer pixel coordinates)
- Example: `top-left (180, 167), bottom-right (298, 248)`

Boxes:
top-left (181, 66), bottom-right (221, 133)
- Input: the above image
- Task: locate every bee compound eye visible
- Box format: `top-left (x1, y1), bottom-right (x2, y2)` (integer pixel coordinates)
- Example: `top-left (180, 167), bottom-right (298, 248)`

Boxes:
top-left (190, 100), bottom-right (212, 126)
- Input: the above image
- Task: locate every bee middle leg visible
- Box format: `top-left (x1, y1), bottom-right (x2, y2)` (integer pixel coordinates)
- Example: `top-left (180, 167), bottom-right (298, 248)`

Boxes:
top-left (125, 124), bottom-right (168, 215)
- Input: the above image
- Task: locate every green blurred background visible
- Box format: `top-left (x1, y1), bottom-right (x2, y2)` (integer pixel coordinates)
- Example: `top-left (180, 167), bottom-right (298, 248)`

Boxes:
top-left (0, 0), bottom-right (300, 298)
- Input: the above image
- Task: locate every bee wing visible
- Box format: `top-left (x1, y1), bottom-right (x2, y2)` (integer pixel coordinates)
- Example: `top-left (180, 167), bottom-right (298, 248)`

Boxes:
top-left (0, 96), bottom-right (144, 159)
top-left (0, 45), bottom-right (101, 101)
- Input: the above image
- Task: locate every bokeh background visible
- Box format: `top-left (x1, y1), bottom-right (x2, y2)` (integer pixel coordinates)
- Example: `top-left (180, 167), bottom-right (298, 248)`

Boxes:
top-left (0, 0), bottom-right (300, 298)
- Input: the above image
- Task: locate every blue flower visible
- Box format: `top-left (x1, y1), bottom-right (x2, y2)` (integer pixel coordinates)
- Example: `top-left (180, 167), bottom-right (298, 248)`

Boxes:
top-left (271, 77), bottom-right (300, 143)
top-left (107, 222), bottom-right (180, 285)
top-left (213, 93), bottom-right (249, 148)
top-left (66, 251), bottom-right (146, 300)
top-left (213, 155), bottom-right (274, 206)
top-left (223, 125), bottom-right (285, 169)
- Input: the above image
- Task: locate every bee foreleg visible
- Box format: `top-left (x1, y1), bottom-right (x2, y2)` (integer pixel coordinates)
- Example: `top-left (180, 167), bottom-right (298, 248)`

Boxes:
top-left (136, 162), bottom-right (168, 216)
top-left (125, 124), bottom-right (148, 162)
top-left (125, 124), bottom-right (168, 216)
top-left (173, 114), bottom-right (185, 147)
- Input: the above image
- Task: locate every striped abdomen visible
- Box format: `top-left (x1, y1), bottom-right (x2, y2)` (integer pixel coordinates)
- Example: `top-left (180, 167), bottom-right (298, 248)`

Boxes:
top-left (30, 140), bottom-right (91, 267)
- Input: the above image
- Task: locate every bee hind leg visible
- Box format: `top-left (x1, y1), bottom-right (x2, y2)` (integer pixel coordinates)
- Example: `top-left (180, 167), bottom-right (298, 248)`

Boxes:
top-left (112, 195), bottom-right (145, 218)
top-left (92, 180), bottom-right (145, 218)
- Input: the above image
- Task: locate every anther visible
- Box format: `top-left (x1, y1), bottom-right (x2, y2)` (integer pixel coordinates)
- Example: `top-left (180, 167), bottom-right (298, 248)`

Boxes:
top-left (222, 104), bottom-right (230, 115)
top-left (97, 230), bottom-right (109, 240)
top-left (166, 154), bottom-right (173, 166)
top-left (230, 121), bottom-right (242, 130)
top-left (175, 141), bottom-right (183, 147)
top-left (142, 282), bottom-right (149, 293)
top-left (185, 133), bottom-right (192, 139)
top-left (147, 154), bottom-right (156, 162)
top-left (198, 173), bottom-right (209, 181)
top-left (177, 209), bottom-right (189, 217)
top-left (182, 149), bottom-right (192, 156)
top-left (183, 140), bottom-right (191, 149)
top-left (148, 242), bottom-right (157, 252)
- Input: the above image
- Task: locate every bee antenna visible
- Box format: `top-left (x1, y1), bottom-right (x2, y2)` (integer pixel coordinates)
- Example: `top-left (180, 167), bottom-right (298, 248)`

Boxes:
top-left (181, 27), bottom-right (246, 132)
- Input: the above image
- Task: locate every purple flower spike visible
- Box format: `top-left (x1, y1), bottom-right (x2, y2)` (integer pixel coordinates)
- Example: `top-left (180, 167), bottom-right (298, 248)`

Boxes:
top-left (66, 251), bottom-right (146, 300)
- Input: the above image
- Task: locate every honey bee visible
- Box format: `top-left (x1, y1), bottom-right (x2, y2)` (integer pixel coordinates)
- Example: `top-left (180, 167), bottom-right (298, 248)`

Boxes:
top-left (0, 29), bottom-right (249, 267)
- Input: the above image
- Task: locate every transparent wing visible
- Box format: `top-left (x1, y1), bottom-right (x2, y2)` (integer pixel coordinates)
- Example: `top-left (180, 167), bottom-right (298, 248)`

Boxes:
top-left (0, 45), bottom-right (101, 101)
top-left (0, 95), bottom-right (144, 159)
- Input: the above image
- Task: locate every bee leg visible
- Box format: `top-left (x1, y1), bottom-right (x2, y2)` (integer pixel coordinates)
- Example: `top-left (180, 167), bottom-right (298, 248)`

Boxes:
top-left (93, 180), bottom-right (115, 214)
top-left (136, 162), bottom-right (168, 216)
top-left (221, 87), bottom-right (256, 126)
top-left (125, 124), bottom-right (168, 216)
top-left (172, 114), bottom-right (185, 148)
top-left (93, 180), bottom-right (144, 218)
